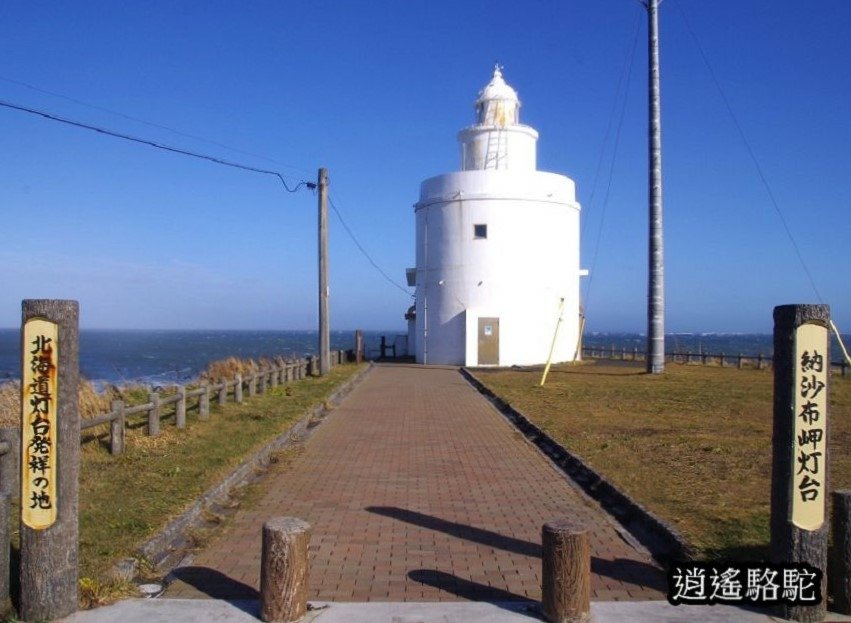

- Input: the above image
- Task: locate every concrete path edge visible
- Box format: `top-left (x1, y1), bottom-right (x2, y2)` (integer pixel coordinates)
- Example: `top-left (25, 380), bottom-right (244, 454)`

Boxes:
top-left (460, 367), bottom-right (695, 564)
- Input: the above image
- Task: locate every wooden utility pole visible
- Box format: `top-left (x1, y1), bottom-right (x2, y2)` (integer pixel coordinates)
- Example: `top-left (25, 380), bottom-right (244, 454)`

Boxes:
top-left (645, 0), bottom-right (665, 374)
top-left (318, 168), bottom-right (330, 376)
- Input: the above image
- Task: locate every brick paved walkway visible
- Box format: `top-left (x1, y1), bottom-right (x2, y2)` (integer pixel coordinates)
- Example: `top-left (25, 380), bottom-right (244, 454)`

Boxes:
top-left (166, 364), bottom-right (667, 602)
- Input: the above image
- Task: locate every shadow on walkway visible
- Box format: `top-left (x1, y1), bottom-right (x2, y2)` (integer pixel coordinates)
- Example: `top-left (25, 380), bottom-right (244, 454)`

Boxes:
top-left (366, 506), bottom-right (541, 557)
top-left (169, 566), bottom-right (259, 613)
top-left (408, 569), bottom-right (541, 613)
top-left (368, 505), bottom-right (666, 591)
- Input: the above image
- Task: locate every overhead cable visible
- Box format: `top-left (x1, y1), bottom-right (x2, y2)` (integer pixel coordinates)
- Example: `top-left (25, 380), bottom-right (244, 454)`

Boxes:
top-left (327, 195), bottom-right (413, 297)
top-left (0, 98), bottom-right (309, 193)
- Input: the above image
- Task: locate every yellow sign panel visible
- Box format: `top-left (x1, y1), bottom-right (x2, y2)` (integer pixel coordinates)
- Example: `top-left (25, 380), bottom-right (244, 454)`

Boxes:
top-left (792, 322), bottom-right (828, 531)
top-left (21, 318), bottom-right (58, 530)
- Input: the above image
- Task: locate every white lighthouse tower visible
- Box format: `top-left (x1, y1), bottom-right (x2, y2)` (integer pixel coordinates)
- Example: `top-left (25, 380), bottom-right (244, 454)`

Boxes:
top-left (409, 66), bottom-right (584, 366)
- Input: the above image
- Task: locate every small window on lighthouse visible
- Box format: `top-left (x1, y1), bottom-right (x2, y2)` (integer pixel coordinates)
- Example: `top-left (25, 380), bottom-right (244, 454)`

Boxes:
top-left (474, 224), bottom-right (488, 239)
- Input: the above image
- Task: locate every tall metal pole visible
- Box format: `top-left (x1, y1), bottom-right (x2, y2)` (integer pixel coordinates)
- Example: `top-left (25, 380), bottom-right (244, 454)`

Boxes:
top-left (646, 0), bottom-right (665, 374)
top-left (318, 168), bottom-right (330, 376)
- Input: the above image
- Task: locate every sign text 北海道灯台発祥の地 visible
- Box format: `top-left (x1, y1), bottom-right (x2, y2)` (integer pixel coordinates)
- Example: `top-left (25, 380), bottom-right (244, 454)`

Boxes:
top-left (22, 318), bottom-right (58, 530)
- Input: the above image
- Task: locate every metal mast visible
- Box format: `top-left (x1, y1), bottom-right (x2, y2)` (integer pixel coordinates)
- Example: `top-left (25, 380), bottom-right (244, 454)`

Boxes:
top-left (645, 0), bottom-right (665, 373)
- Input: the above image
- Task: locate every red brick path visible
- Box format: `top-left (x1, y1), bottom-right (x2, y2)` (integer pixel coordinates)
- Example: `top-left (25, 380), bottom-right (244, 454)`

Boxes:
top-left (165, 365), bottom-right (667, 602)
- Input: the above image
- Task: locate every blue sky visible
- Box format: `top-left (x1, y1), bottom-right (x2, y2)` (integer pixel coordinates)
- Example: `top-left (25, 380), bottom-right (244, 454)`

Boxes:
top-left (1, 1), bottom-right (848, 333)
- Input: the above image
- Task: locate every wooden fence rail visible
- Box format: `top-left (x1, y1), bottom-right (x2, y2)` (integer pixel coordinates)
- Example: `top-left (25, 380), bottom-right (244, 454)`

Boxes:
top-left (581, 346), bottom-right (848, 376)
top-left (79, 351), bottom-right (348, 455)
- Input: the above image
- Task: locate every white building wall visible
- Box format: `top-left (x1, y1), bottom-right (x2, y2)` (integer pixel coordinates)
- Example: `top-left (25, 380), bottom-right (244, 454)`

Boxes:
top-left (415, 170), bottom-right (581, 366)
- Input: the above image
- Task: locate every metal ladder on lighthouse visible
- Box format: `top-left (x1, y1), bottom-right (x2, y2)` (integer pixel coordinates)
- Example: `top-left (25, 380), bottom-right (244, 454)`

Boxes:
top-left (483, 125), bottom-right (508, 170)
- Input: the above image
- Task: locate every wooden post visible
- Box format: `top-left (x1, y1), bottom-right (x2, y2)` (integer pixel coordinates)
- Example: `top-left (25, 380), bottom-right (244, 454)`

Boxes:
top-left (218, 379), bottom-right (228, 406)
top-left (199, 382), bottom-right (210, 421)
top-left (260, 369), bottom-right (268, 394)
top-left (542, 519), bottom-right (591, 623)
top-left (702, 352), bottom-right (708, 365)
top-left (21, 299), bottom-right (80, 620)
top-left (110, 400), bottom-right (125, 456)
top-left (148, 392), bottom-right (161, 437)
top-left (249, 373), bottom-right (257, 397)
top-left (175, 386), bottom-right (186, 429)
top-left (272, 366), bottom-right (280, 388)
top-left (235, 374), bottom-right (244, 404)
top-left (831, 490), bottom-right (851, 614)
top-left (0, 426), bottom-right (20, 502)
top-left (720, 352), bottom-right (725, 367)
top-left (0, 492), bottom-right (7, 614)
top-left (758, 353), bottom-right (765, 370)
top-left (738, 353), bottom-right (744, 369)
top-left (260, 517), bottom-right (311, 623)
top-left (771, 304), bottom-right (830, 622)
top-left (318, 167), bottom-right (331, 377)
top-left (356, 330), bottom-right (364, 364)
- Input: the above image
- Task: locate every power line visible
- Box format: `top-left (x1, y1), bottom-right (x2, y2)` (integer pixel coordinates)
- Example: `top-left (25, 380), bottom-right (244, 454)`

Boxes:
top-left (0, 98), bottom-right (309, 193)
top-left (672, 0), bottom-right (824, 302)
top-left (0, 74), bottom-right (310, 175)
top-left (583, 11), bottom-right (641, 311)
top-left (327, 194), bottom-right (412, 297)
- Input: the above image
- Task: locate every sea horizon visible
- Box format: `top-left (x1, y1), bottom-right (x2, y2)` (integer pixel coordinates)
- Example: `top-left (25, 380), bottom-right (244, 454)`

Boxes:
top-left (1, 328), bottom-right (847, 387)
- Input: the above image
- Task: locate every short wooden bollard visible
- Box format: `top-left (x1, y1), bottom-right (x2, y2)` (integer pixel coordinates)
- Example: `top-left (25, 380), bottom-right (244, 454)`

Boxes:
top-left (260, 517), bottom-right (311, 623)
top-left (260, 370), bottom-right (268, 394)
top-left (542, 519), bottom-right (591, 623)
top-left (831, 490), bottom-right (851, 613)
top-left (148, 392), bottom-right (161, 436)
top-left (249, 373), bottom-right (257, 397)
top-left (110, 400), bottom-right (125, 455)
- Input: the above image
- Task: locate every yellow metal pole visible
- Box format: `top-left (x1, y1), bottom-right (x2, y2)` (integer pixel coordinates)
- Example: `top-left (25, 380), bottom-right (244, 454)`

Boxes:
top-left (540, 298), bottom-right (565, 387)
top-left (572, 309), bottom-right (586, 364)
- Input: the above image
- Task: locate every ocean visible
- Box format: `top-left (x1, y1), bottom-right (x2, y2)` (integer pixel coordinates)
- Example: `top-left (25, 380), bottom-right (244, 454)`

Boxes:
top-left (0, 328), bottom-right (847, 386)
top-left (0, 328), bottom-right (405, 386)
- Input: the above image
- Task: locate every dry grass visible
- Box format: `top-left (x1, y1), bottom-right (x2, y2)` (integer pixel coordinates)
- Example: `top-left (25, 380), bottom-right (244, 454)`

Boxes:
top-left (475, 361), bottom-right (851, 558)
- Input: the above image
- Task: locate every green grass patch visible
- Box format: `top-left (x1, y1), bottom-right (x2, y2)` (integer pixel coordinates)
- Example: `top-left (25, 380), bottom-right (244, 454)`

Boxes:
top-left (76, 364), bottom-right (364, 582)
top-left (475, 362), bottom-right (851, 558)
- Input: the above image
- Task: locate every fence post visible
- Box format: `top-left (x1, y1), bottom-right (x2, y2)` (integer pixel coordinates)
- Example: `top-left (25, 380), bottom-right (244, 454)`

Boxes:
top-left (21, 299), bottom-right (80, 621)
top-left (235, 374), bottom-right (244, 404)
top-left (719, 352), bottom-right (725, 367)
top-left (771, 303), bottom-right (830, 623)
top-left (148, 392), bottom-right (161, 436)
top-left (0, 492), bottom-right (8, 616)
top-left (175, 386), bottom-right (186, 429)
top-left (218, 378), bottom-right (228, 405)
top-left (272, 365), bottom-right (280, 388)
top-left (260, 517), bottom-right (311, 623)
top-left (0, 426), bottom-right (20, 502)
top-left (542, 519), bottom-right (590, 623)
top-left (738, 353), bottom-right (744, 369)
top-left (758, 353), bottom-right (764, 370)
top-left (702, 352), bottom-right (708, 365)
top-left (260, 369), bottom-right (268, 394)
top-left (110, 400), bottom-right (125, 456)
top-left (199, 382), bottom-right (210, 421)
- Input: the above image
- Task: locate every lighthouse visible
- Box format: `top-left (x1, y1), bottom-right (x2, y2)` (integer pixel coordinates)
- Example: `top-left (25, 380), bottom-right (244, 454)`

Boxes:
top-left (408, 66), bottom-right (584, 366)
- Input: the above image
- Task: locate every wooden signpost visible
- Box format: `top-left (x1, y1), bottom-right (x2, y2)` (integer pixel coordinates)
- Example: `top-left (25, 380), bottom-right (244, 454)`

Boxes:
top-left (771, 304), bottom-right (830, 622)
top-left (20, 300), bottom-right (80, 621)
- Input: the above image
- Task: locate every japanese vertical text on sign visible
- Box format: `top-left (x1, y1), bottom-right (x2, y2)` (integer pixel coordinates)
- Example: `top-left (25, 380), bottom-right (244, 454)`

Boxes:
top-left (21, 318), bottom-right (58, 530)
top-left (792, 322), bottom-right (828, 531)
